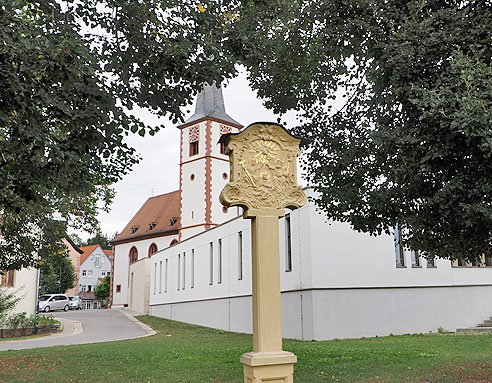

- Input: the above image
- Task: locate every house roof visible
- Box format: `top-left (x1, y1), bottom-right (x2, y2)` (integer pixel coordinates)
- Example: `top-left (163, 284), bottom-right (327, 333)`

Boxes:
top-left (112, 190), bottom-right (180, 245)
top-left (177, 83), bottom-right (241, 128)
top-left (79, 244), bottom-right (102, 265)
top-left (103, 249), bottom-right (112, 258)
top-left (65, 236), bottom-right (84, 254)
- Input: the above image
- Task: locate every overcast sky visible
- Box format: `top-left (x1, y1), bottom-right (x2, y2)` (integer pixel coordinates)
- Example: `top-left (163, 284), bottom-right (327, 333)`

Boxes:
top-left (73, 68), bottom-right (303, 240)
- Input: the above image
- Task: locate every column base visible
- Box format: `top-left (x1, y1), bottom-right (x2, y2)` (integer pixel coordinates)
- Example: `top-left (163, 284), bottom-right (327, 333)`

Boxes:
top-left (241, 351), bottom-right (297, 383)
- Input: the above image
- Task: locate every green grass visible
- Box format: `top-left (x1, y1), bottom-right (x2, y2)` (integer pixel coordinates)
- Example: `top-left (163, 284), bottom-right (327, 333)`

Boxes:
top-left (1, 315), bottom-right (492, 383)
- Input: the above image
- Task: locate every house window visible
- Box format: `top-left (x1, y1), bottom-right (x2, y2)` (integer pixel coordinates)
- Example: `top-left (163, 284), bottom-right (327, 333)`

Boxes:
top-left (88, 285), bottom-right (92, 292)
top-left (149, 243), bottom-right (158, 257)
top-left (81, 285), bottom-right (87, 292)
top-left (0, 270), bottom-right (14, 287)
top-left (88, 270), bottom-right (93, 277)
top-left (220, 142), bottom-right (227, 154)
top-left (285, 214), bottom-right (292, 272)
top-left (238, 232), bottom-right (243, 280)
top-left (95, 256), bottom-right (101, 268)
top-left (394, 224), bottom-right (405, 267)
top-left (191, 249), bottom-right (195, 289)
top-left (218, 240), bottom-right (223, 284)
top-left (116, 284), bottom-right (121, 293)
top-left (82, 270), bottom-right (87, 277)
top-left (90, 255), bottom-right (94, 262)
top-left (411, 250), bottom-right (420, 267)
top-left (189, 141), bottom-right (199, 156)
top-left (107, 271), bottom-right (110, 276)
top-left (209, 242), bottom-right (214, 285)
top-left (129, 247), bottom-right (138, 264)
top-left (102, 271), bottom-right (106, 277)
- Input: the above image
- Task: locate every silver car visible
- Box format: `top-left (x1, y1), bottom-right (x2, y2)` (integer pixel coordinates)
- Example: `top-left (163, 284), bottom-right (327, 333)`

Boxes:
top-left (68, 296), bottom-right (81, 310)
top-left (38, 294), bottom-right (70, 312)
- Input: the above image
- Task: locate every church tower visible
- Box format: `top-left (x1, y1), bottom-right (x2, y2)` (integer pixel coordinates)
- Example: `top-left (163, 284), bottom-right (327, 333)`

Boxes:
top-left (178, 84), bottom-right (243, 240)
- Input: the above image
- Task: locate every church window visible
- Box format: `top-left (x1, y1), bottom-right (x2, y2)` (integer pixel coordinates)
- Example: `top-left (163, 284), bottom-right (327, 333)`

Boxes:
top-left (209, 242), bottom-right (214, 285)
top-left (182, 252), bottom-right (186, 290)
top-left (190, 173), bottom-right (195, 181)
top-left (238, 232), bottom-right (243, 281)
top-left (149, 243), bottom-right (158, 257)
top-left (189, 141), bottom-right (199, 156)
top-left (191, 249), bottom-right (195, 289)
top-left (177, 254), bottom-right (181, 291)
top-left (153, 262), bottom-right (157, 295)
top-left (159, 260), bottom-right (163, 294)
top-left (411, 250), bottom-right (420, 267)
top-left (131, 225), bottom-right (139, 234)
top-left (220, 142), bottom-right (227, 154)
top-left (222, 206), bottom-right (228, 213)
top-left (285, 214), bottom-right (292, 272)
top-left (116, 284), bottom-right (121, 293)
top-left (222, 172), bottom-right (228, 180)
top-left (165, 259), bottom-right (168, 293)
top-left (0, 270), bottom-right (14, 287)
top-left (485, 255), bottom-right (492, 266)
top-left (218, 239), bottom-right (222, 284)
top-left (427, 258), bottom-right (436, 268)
top-left (170, 218), bottom-right (178, 226)
top-left (129, 247), bottom-right (138, 264)
top-left (170, 239), bottom-right (178, 246)
top-left (149, 222), bottom-right (156, 230)
top-left (394, 224), bottom-right (405, 267)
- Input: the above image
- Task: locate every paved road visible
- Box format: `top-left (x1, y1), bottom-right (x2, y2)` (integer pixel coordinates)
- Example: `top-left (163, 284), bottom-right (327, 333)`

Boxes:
top-left (0, 309), bottom-right (151, 352)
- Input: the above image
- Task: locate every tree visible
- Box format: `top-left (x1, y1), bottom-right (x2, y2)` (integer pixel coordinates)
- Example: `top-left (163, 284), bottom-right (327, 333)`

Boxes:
top-left (1, 0), bottom-right (237, 269)
top-left (94, 275), bottom-right (110, 301)
top-left (39, 253), bottom-right (75, 295)
top-left (82, 231), bottom-right (112, 250)
top-left (223, 0), bottom-right (492, 262)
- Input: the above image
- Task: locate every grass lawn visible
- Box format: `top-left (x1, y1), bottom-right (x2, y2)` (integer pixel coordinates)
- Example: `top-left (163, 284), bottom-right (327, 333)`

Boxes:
top-left (1, 315), bottom-right (492, 383)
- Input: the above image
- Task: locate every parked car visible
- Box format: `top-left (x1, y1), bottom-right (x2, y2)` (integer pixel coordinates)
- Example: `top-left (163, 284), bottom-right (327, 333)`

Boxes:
top-left (68, 296), bottom-right (81, 310)
top-left (38, 294), bottom-right (70, 312)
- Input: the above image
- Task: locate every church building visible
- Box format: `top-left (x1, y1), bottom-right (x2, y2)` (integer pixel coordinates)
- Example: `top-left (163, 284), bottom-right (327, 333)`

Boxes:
top-left (112, 84), bottom-right (492, 339)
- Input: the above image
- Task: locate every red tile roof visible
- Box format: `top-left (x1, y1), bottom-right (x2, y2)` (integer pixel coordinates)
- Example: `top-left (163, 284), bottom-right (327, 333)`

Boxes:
top-left (112, 191), bottom-right (180, 244)
top-left (79, 244), bottom-right (101, 265)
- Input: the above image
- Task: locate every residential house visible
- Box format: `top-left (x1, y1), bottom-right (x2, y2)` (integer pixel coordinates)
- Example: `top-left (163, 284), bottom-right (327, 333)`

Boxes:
top-left (78, 245), bottom-right (111, 309)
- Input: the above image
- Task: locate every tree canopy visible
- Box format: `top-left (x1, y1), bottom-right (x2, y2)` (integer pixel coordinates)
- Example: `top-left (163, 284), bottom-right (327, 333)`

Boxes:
top-left (2, 0), bottom-right (491, 267)
top-left (39, 252), bottom-right (75, 295)
top-left (227, 0), bottom-right (492, 262)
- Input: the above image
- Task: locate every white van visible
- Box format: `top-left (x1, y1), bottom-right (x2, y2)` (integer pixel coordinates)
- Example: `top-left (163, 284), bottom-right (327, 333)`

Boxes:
top-left (38, 294), bottom-right (70, 312)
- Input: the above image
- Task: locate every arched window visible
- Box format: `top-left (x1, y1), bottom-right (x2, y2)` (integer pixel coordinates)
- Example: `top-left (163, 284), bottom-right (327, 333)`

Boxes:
top-left (148, 243), bottom-right (158, 257)
top-left (129, 247), bottom-right (138, 264)
top-left (170, 239), bottom-right (178, 247)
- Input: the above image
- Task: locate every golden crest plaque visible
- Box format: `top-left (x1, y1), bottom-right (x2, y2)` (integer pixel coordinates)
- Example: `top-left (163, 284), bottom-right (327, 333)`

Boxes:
top-left (219, 122), bottom-right (306, 211)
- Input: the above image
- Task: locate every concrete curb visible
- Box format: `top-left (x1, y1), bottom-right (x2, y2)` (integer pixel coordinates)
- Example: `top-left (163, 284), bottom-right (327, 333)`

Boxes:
top-left (0, 317), bottom-right (82, 347)
top-left (116, 309), bottom-right (157, 338)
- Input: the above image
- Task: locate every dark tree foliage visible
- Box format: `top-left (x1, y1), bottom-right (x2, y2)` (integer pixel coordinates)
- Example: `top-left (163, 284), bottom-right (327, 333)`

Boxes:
top-left (224, 0), bottom-right (492, 262)
top-left (39, 253), bottom-right (75, 295)
top-left (82, 231), bottom-right (112, 250)
top-left (0, 0), bottom-right (237, 269)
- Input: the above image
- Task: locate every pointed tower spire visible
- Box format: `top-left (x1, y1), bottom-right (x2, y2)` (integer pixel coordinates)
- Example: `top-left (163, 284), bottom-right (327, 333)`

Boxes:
top-left (179, 83), bottom-right (240, 127)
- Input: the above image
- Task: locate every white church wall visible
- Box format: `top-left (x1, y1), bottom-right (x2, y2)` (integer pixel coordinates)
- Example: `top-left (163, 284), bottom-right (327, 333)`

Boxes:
top-left (112, 234), bottom-right (178, 307)
top-left (149, 188), bottom-right (492, 339)
top-left (4, 268), bottom-right (38, 316)
top-left (180, 157), bottom-right (207, 237)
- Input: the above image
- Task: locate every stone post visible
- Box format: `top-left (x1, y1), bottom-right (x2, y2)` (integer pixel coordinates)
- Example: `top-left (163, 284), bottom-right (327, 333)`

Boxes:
top-left (220, 122), bottom-right (306, 383)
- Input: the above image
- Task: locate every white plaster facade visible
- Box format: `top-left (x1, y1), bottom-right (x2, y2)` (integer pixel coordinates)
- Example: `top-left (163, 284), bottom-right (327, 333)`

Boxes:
top-left (149, 188), bottom-right (492, 340)
top-left (2, 268), bottom-right (39, 316)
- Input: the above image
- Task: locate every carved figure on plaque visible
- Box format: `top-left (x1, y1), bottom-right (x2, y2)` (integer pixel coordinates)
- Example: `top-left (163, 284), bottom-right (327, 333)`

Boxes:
top-left (219, 123), bottom-right (306, 211)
